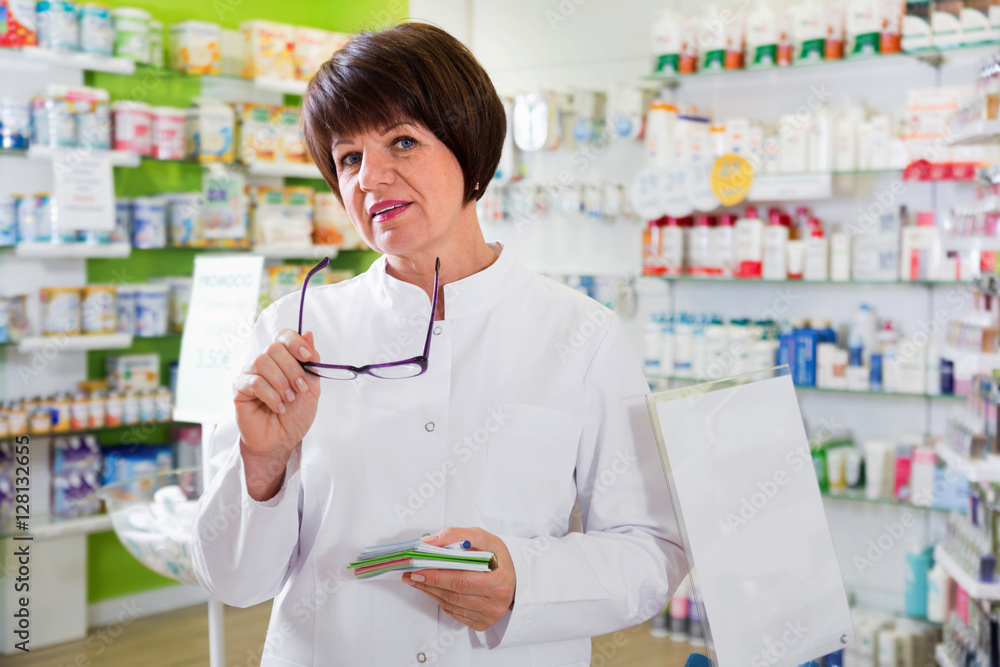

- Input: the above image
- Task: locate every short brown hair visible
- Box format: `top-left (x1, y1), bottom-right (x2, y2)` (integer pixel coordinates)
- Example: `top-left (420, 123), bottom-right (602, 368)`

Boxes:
top-left (302, 23), bottom-right (506, 204)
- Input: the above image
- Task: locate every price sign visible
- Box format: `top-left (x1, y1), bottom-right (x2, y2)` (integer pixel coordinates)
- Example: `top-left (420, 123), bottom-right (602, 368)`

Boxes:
top-left (710, 154), bottom-right (755, 206)
top-left (628, 165), bottom-right (694, 220)
top-left (52, 149), bottom-right (114, 230)
top-left (175, 255), bottom-right (264, 424)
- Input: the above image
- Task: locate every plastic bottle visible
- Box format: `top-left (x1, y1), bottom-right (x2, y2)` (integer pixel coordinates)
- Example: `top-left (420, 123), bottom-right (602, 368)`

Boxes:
top-left (753, 328), bottom-right (779, 371)
top-left (778, 320), bottom-right (797, 372)
top-left (878, 321), bottom-right (899, 392)
top-left (689, 214), bottom-right (714, 277)
top-left (793, 320), bottom-right (818, 386)
top-left (762, 207), bottom-right (790, 280)
top-left (811, 318), bottom-right (837, 345)
top-left (905, 545), bottom-right (932, 619)
top-left (709, 212), bottom-right (736, 277)
top-left (660, 216), bottom-right (685, 277)
top-left (645, 101), bottom-right (677, 169)
top-left (642, 219), bottom-right (664, 276)
top-left (804, 217), bottom-right (829, 281)
top-left (734, 206), bottom-right (764, 278)
top-left (829, 225), bottom-right (851, 281)
top-left (926, 561), bottom-right (950, 623)
top-left (909, 447), bottom-right (935, 507)
top-left (728, 319), bottom-right (752, 375)
top-left (849, 304), bottom-right (878, 367)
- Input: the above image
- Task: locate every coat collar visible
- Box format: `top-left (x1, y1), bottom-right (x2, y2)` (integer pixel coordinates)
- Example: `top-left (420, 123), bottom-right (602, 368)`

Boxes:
top-left (367, 242), bottom-right (519, 320)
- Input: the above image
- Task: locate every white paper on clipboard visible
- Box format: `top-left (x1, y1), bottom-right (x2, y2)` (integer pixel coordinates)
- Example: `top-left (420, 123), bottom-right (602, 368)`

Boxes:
top-left (646, 367), bottom-right (854, 667)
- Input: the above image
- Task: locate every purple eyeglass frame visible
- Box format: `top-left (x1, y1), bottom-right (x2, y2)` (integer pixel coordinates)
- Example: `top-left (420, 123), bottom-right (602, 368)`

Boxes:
top-left (296, 256), bottom-right (440, 380)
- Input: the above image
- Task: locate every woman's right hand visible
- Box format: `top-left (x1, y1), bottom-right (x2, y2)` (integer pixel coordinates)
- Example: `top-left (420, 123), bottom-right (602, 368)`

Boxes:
top-left (234, 329), bottom-right (322, 474)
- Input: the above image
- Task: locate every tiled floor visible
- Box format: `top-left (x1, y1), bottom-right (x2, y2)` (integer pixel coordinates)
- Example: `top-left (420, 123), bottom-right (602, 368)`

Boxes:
top-left (7, 601), bottom-right (697, 666)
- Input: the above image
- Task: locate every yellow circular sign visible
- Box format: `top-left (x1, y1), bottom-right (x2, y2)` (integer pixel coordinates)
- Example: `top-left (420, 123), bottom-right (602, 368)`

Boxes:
top-left (710, 154), bottom-right (755, 206)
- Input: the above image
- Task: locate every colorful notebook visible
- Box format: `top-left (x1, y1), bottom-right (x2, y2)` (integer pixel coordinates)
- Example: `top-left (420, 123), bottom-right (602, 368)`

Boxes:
top-left (348, 538), bottom-right (495, 580)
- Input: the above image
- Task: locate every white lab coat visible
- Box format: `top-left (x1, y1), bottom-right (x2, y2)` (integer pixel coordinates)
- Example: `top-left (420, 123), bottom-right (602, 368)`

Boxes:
top-left (191, 243), bottom-right (689, 667)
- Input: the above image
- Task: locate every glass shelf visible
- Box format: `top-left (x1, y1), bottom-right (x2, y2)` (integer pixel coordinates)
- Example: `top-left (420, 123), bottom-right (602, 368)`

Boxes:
top-left (1, 512), bottom-right (112, 540)
top-left (1, 419), bottom-right (197, 443)
top-left (646, 373), bottom-right (963, 400)
top-left (643, 42), bottom-right (1000, 85)
top-left (821, 488), bottom-right (954, 513)
top-left (652, 275), bottom-right (968, 287)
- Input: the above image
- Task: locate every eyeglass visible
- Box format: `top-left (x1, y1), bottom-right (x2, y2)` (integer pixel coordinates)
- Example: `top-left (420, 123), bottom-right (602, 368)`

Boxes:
top-left (296, 257), bottom-right (440, 380)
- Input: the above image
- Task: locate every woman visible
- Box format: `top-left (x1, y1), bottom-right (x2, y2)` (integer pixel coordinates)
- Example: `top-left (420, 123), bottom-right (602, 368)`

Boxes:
top-left (192, 22), bottom-right (688, 666)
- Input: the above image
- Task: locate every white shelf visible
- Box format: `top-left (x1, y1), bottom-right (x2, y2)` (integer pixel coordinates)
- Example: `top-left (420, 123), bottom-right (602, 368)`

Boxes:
top-left (1, 513), bottom-right (113, 540)
top-left (936, 644), bottom-right (957, 667)
top-left (934, 442), bottom-right (1000, 483)
top-left (26, 145), bottom-right (141, 167)
top-left (253, 245), bottom-right (340, 259)
top-left (253, 76), bottom-right (309, 95)
top-left (245, 161), bottom-right (323, 178)
top-left (14, 242), bottom-right (131, 259)
top-left (949, 119), bottom-right (1000, 146)
top-left (934, 545), bottom-right (1000, 600)
top-left (17, 46), bottom-right (137, 75)
top-left (16, 333), bottom-right (132, 353)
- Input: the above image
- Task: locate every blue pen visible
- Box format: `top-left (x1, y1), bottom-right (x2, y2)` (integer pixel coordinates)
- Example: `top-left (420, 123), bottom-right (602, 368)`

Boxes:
top-left (443, 540), bottom-right (471, 550)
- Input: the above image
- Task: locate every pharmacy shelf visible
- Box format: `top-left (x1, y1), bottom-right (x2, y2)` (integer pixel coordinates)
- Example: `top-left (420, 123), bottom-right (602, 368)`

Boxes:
top-left (252, 245), bottom-right (340, 259)
top-left (935, 442), bottom-right (1000, 483)
top-left (2, 46), bottom-right (136, 75)
top-left (653, 276), bottom-right (967, 287)
top-left (14, 242), bottom-right (131, 259)
top-left (934, 545), bottom-right (1000, 600)
top-left (0, 513), bottom-right (112, 540)
top-left (1, 419), bottom-right (196, 443)
top-left (245, 161), bottom-right (323, 178)
top-left (748, 173), bottom-right (832, 201)
top-left (252, 76), bottom-right (309, 95)
top-left (16, 333), bottom-right (132, 353)
top-left (936, 644), bottom-right (957, 667)
top-left (25, 145), bottom-right (142, 167)
top-left (949, 120), bottom-right (1000, 146)
top-left (821, 489), bottom-right (952, 513)
top-left (647, 374), bottom-right (961, 400)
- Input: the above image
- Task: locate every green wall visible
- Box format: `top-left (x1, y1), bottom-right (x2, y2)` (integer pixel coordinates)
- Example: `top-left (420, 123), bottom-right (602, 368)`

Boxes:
top-left (83, 0), bottom-right (401, 604)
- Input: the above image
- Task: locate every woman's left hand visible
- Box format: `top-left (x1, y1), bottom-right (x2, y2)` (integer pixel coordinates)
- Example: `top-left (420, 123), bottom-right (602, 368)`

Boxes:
top-left (402, 527), bottom-right (516, 632)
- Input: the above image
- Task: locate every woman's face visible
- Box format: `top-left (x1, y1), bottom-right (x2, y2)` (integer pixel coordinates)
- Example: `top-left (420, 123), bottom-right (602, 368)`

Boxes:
top-left (332, 120), bottom-right (470, 258)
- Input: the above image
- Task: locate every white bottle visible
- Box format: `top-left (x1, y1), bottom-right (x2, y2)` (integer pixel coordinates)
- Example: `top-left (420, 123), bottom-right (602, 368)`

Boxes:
top-left (806, 107), bottom-right (834, 172)
top-left (779, 114), bottom-right (808, 173)
top-left (753, 333), bottom-right (778, 371)
top-left (910, 447), bottom-right (936, 508)
top-left (851, 304), bottom-right (879, 367)
top-left (728, 321), bottom-right (752, 375)
top-left (762, 210), bottom-right (789, 280)
top-left (834, 107), bottom-right (862, 172)
top-left (734, 207), bottom-right (765, 278)
top-left (804, 226), bottom-right (829, 281)
top-left (926, 562), bottom-right (950, 623)
top-left (689, 214), bottom-right (713, 276)
top-left (660, 217), bottom-right (685, 276)
top-left (829, 228), bottom-right (851, 281)
top-left (645, 101), bottom-right (678, 169)
top-left (710, 213), bottom-right (736, 277)
top-left (878, 321), bottom-right (899, 392)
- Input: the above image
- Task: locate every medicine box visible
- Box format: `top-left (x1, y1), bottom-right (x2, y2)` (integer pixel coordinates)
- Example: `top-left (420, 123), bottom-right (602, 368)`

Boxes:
top-left (168, 20), bottom-right (220, 75)
top-left (241, 20), bottom-right (294, 80)
top-left (106, 352), bottom-right (160, 392)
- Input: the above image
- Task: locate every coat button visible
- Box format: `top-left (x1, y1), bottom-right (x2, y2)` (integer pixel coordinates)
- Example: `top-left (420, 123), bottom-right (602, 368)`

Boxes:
top-left (433, 326), bottom-right (442, 335)
top-left (425, 422), bottom-right (435, 432)
top-left (416, 653), bottom-right (427, 663)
